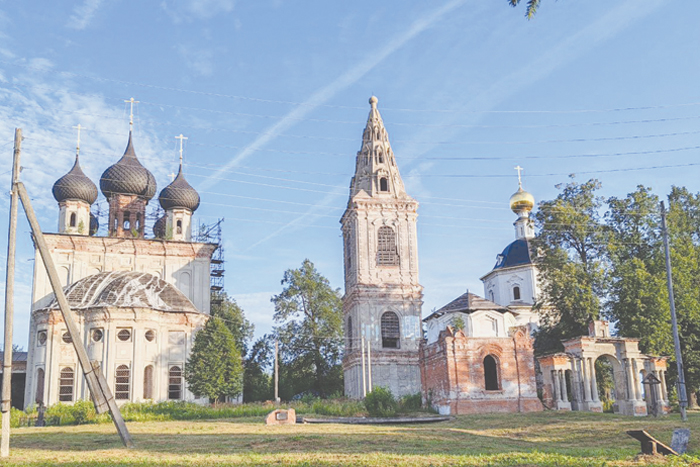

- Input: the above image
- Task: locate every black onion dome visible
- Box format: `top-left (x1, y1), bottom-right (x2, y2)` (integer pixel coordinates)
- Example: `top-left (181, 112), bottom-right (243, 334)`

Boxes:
top-left (89, 213), bottom-right (99, 236)
top-left (153, 215), bottom-right (167, 238)
top-left (52, 155), bottom-right (98, 204)
top-left (158, 166), bottom-right (200, 212)
top-left (100, 132), bottom-right (157, 201)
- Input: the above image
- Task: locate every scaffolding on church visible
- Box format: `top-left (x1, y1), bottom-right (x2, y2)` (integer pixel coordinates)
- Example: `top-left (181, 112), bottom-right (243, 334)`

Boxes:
top-left (195, 218), bottom-right (225, 304)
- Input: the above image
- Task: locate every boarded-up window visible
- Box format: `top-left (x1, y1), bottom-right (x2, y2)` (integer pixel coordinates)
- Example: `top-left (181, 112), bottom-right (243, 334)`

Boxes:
top-left (381, 312), bottom-right (400, 349)
top-left (377, 226), bottom-right (398, 266)
top-left (168, 366), bottom-right (183, 400)
top-left (59, 367), bottom-right (74, 402)
top-left (347, 316), bottom-right (353, 351)
top-left (115, 365), bottom-right (130, 400)
top-left (143, 365), bottom-right (154, 400)
top-left (35, 368), bottom-right (45, 405)
top-left (484, 355), bottom-right (500, 390)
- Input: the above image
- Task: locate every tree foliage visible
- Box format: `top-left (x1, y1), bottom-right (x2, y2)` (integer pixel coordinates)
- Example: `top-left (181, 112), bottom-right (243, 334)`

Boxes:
top-left (534, 181), bottom-right (700, 396)
top-left (243, 336), bottom-right (274, 402)
top-left (272, 259), bottom-right (343, 399)
top-left (532, 178), bottom-right (607, 351)
top-left (185, 317), bottom-right (243, 403)
top-left (508, 0), bottom-right (542, 19)
top-left (211, 292), bottom-right (254, 357)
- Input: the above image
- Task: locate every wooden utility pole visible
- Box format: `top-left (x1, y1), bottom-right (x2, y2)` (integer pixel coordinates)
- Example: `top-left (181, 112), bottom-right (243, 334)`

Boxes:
top-left (660, 201), bottom-right (688, 422)
top-left (367, 339), bottom-right (372, 393)
top-left (1, 129), bottom-right (21, 457)
top-left (16, 182), bottom-right (134, 447)
top-left (274, 339), bottom-right (279, 404)
top-left (361, 337), bottom-right (366, 398)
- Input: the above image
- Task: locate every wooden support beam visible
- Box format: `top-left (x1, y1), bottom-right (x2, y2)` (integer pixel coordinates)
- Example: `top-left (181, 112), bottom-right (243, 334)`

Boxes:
top-left (16, 182), bottom-right (133, 448)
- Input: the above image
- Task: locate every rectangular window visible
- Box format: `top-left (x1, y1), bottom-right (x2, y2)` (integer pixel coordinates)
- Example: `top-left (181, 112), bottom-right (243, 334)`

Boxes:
top-left (168, 365), bottom-right (183, 400)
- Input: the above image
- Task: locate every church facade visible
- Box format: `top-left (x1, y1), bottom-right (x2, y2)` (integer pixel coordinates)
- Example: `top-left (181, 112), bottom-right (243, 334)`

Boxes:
top-left (341, 97), bottom-right (423, 398)
top-left (24, 126), bottom-right (214, 408)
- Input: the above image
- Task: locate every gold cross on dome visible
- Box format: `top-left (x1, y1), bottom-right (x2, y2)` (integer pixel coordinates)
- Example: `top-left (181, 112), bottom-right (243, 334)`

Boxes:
top-left (72, 123), bottom-right (83, 156)
top-left (514, 165), bottom-right (524, 188)
top-left (124, 97), bottom-right (139, 128)
top-left (169, 172), bottom-right (176, 182)
top-left (175, 134), bottom-right (188, 167)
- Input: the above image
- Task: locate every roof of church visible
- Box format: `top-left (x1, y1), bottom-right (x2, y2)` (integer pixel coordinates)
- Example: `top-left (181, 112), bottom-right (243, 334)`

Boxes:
top-left (492, 238), bottom-right (532, 270)
top-left (423, 292), bottom-right (509, 321)
top-left (100, 132), bottom-right (157, 201)
top-left (52, 155), bottom-right (98, 205)
top-left (348, 96), bottom-right (412, 200)
top-left (159, 165), bottom-right (200, 212)
top-left (43, 271), bottom-right (199, 313)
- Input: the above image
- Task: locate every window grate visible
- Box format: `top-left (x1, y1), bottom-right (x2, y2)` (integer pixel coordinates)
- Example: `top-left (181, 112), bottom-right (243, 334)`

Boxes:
top-left (59, 367), bottom-right (74, 402)
top-left (381, 312), bottom-right (400, 349)
top-left (377, 226), bottom-right (398, 266)
top-left (168, 366), bottom-right (183, 400)
top-left (115, 365), bottom-right (130, 400)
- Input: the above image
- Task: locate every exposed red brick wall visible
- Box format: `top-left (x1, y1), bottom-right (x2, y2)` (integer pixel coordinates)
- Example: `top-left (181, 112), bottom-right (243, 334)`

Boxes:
top-left (419, 326), bottom-right (542, 415)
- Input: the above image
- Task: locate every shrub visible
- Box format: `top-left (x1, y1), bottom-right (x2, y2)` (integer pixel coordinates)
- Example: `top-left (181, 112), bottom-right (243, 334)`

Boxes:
top-left (364, 387), bottom-right (397, 418)
top-left (398, 393), bottom-right (422, 413)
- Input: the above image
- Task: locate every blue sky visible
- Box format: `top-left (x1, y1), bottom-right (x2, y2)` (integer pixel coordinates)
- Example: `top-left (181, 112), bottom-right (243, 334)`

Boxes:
top-left (0, 0), bottom-right (699, 347)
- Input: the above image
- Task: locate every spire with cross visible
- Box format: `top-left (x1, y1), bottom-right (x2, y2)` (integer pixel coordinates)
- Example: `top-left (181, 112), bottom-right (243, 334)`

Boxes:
top-left (124, 97), bottom-right (139, 129)
top-left (73, 124), bottom-right (83, 158)
top-left (514, 165), bottom-right (524, 189)
top-left (175, 134), bottom-right (188, 169)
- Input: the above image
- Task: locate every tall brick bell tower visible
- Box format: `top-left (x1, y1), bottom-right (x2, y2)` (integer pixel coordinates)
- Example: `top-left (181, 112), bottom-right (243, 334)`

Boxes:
top-left (341, 96), bottom-right (423, 398)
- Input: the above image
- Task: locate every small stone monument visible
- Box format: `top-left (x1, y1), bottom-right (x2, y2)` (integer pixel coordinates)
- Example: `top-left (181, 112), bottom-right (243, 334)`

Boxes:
top-left (265, 408), bottom-right (296, 426)
top-left (671, 429), bottom-right (690, 455)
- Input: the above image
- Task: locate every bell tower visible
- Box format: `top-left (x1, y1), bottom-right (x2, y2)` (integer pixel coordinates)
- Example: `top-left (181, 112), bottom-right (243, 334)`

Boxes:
top-left (341, 96), bottom-right (423, 398)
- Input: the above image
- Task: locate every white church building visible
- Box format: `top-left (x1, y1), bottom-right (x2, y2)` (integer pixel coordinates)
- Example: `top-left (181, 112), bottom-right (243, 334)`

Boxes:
top-left (24, 124), bottom-right (215, 408)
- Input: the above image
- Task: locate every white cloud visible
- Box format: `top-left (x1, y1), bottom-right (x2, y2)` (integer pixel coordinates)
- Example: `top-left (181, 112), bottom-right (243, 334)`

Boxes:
top-left (67, 0), bottom-right (105, 30)
top-left (176, 44), bottom-right (215, 77)
top-left (161, 0), bottom-right (235, 23)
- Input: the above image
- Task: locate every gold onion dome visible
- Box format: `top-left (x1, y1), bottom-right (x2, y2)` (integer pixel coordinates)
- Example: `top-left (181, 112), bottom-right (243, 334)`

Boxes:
top-left (509, 186), bottom-right (535, 214)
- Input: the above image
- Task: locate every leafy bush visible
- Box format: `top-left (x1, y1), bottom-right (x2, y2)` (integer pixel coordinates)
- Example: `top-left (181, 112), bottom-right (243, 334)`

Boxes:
top-left (398, 393), bottom-right (422, 413)
top-left (44, 401), bottom-right (109, 426)
top-left (364, 387), bottom-right (397, 417)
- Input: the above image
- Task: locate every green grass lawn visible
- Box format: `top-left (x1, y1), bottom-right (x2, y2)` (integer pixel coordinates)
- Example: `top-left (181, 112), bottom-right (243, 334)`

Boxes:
top-left (3, 411), bottom-right (700, 466)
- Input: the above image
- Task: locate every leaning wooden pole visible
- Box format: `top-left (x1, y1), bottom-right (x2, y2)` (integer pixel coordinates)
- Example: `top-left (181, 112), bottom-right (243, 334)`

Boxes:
top-left (16, 182), bottom-right (134, 448)
top-left (1, 129), bottom-right (21, 457)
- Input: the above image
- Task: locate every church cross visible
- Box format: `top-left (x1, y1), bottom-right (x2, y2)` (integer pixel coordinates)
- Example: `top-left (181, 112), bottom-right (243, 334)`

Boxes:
top-left (514, 165), bottom-right (524, 188)
top-left (175, 134), bottom-right (188, 167)
top-left (124, 97), bottom-right (139, 129)
top-left (168, 172), bottom-right (177, 182)
top-left (72, 123), bottom-right (83, 157)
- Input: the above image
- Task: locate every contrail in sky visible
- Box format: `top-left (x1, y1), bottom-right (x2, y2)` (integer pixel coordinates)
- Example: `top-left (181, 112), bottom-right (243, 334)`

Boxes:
top-left (197, 0), bottom-right (469, 192)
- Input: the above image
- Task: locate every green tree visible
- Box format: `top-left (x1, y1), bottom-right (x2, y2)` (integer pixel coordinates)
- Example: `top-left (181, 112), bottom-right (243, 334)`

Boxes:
top-left (185, 317), bottom-right (243, 403)
top-left (272, 259), bottom-right (343, 399)
top-left (605, 186), bottom-right (672, 356)
top-left (508, 0), bottom-right (542, 19)
top-left (243, 336), bottom-right (274, 402)
top-left (211, 292), bottom-right (254, 357)
top-left (532, 178), bottom-right (608, 352)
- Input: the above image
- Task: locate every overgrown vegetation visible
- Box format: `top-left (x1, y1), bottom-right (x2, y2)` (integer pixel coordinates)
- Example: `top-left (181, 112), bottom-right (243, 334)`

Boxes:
top-left (364, 387), bottom-right (398, 417)
top-left (12, 399), bottom-right (368, 427)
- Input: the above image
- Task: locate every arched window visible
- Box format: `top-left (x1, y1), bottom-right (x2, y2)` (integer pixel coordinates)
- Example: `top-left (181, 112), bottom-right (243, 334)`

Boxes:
top-left (135, 213), bottom-right (141, 231)
top-left (143, 365), bottom-right (154, 400)
top-left (69, 212), bottom-right (77, 227)
top-left (489, 290), bottom-right (495, 302)
top-left (378, 152), bottom-right (384, 164)
top-left (345, 233), bottom-right (352, 270)
top-left (513, 286), bottom-right (521, 301)
top-left (35, 368), bottom-right (45, 405)
top-left (347, 316), bottom-right (353, 351)
top-left (168, 366), bottom-right (183, 400)
top-left (176, 219), bottom-right (182, 234)
top-left (379, 177), bottom-right (389, 192)
top-left (377, 226), bottom-right (398, 266)
top-left (59, 367), bottom-right (74, 402)
top-left (115, 365), bottom-right (131, 400)
top-left (484, 355), bottom-right (500, 390)
top-left (381, 311), bottom-right (400, 349)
